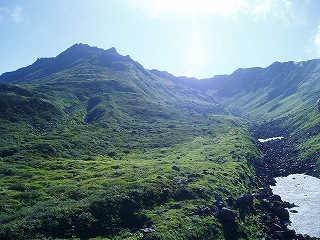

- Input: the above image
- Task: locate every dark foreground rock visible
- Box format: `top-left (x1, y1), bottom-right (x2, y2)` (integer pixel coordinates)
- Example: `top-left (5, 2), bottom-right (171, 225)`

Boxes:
top-left (253, 187), bottom-right (320, 240)
top-left (248, 121), bottom-right (320, 240)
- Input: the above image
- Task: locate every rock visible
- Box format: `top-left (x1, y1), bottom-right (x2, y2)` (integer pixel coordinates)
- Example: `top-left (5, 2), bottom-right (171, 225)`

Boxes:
top-left (192, 187), bottom-right (205, 197)
top-left (187, 173), bottom-right (201, 178)
top-left (162, 188), bottom-right (170, 195)
top-left (217, 207), bottom-right (237, 224)
top-left (279, 201), bottom-right (296, 208)
top-left (258, 187), bottom-right (273, 198)
top-left (236, 194), bottom-right (254, 209)
top-left (139, 227), bottom-right (156, 233)
top-left (260, 213), bottom-right (272, 223)
top-left (256, 233), bottom-right (265, 238)
top-left (269, 177), bottom-right (277, 186)
top-left (263, 235), bottom-right (275, 240)
top-left (260, 198), bottom-right (271, 210)
top-left (217, 207), bottom-right (240, 240)
top-left (270, 194), bottom-right (282, 202)
top-left (203, 206), bottom-right (213, 214)
top-left (214, 200), bottom-right (225, 209)
top-left (274, 206), bottom-right (289, 221)
top-left (214, 192), bottom-right (223, 202)
top-left (225, 196), bottom-right (236, 207)
top-left (172, 165), bottom-right (180, 171)
top-left (273, 229), bottom-right (296, 239)
top-left (193, 205), bottom-right (213, 216)
top-left (289, 209), bottom-right (298, 213)
top-left (270, 222), bottom-right (284, 231)
top-left (214, 192), bottom-right (225, 209)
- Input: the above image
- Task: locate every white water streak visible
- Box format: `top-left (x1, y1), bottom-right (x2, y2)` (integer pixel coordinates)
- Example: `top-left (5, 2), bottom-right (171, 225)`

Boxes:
top-left (258, 136), bottom-right (284, 142)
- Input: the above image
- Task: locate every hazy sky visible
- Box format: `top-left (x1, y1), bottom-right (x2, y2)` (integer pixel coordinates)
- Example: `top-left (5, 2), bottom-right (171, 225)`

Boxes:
top-left (1, 0), bottom-right (320, 79)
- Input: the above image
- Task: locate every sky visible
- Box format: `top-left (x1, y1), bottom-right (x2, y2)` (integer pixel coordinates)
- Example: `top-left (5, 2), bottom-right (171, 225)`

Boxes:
top-left (1, 0), bottom-right (320, 79)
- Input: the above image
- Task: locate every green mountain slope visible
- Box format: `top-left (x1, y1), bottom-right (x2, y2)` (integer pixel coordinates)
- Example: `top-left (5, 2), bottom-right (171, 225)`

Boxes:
top-left (2, 43), bottom-right (320, 239)
top-left (200, 60), bottom-right (320, 120)
top-left (0, 44), bottom-right (263, 240)
top-left (199, 60), bottom-right (320, 169)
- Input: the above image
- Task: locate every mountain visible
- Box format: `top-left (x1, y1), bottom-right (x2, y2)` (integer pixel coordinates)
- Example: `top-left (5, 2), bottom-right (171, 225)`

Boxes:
top-left (0, 44), bottom-right (131, 84)
top-left (0, 44), bottom-right (319, 240)
top-left (199, 59), bottom-right (320, 120)
top-left (198, 60), bottom-right (320, 171)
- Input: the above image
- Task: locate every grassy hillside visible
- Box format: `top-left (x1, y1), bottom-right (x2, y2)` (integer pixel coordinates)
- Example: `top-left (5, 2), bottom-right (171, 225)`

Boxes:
top-left (201, 59), bottom-right (320, 120)
top-left (0, 45), bottom-right (264, 239)
top-left (2, 43), bottom-right (320, 239)
top-left (196, 59), bottom-right (320, 173)
top-left (0, 114), bottom-right (261, 239)
top-left (281, 104), bottom-right (320, 166)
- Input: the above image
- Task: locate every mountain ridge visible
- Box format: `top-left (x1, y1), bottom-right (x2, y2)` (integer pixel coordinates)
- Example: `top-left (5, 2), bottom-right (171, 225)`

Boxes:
top-left (2, 43), bottom-right (320, 123)
top-left (1, 43), bottom-right (320, 240)
top-left (2, 43), bottom-right (319, 85)
top-left (0, 43), bottom-right (129, 84)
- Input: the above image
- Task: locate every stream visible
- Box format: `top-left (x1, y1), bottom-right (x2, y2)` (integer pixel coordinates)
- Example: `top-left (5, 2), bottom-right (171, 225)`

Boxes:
top-left (270, 174), bottom-right (320, 238)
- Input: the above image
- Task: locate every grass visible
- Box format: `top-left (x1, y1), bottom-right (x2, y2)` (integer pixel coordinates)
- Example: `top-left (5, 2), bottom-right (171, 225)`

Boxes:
top-left (0, 109), bottom-right (262, 239)
top-left (6, 44), bottom-right (320, 239)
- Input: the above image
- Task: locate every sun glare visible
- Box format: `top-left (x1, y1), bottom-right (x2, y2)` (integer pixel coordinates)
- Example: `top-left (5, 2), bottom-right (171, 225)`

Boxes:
top-left (138, 0), bottom-right (249, 17)
top-left (185, 70), bottom-right (196, 78)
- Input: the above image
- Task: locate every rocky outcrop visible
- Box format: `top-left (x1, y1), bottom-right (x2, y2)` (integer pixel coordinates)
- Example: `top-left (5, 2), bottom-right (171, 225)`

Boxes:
top-left (248, 122), bottom-right (320, 240)
top-left (248, 133), bottom-right (319, 188)
top-left (253, 187), bottom-right (320, 240)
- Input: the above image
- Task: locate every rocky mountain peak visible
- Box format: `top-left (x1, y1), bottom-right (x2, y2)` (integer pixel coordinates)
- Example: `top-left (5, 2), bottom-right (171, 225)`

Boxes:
top-left (0, 44), bottom-right (128, 84)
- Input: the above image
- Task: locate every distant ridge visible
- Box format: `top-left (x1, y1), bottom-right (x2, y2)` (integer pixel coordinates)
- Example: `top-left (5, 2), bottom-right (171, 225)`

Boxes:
top-left (1, 43), bottom-right (320, 120)
top-left (0, 43), bottom-right (124, 84)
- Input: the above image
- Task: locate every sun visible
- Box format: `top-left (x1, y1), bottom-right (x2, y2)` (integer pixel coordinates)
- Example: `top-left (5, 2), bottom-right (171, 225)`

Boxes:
top-left (185, 70), bottom-right (196, 78)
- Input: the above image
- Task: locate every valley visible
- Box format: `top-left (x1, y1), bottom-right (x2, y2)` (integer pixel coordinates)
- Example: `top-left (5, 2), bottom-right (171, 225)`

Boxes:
top-left (0, 44), bottom-right (320, 240)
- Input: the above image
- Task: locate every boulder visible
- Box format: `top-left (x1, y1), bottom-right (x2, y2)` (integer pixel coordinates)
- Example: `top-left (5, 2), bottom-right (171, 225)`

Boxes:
top-left (274, 206), bottom-right (290, 221)
top-left (172, 165), bottom-right (180, 171)
top-left (270, 194), bottom-right (282, 202)
top-left (214, 192), bottom-right (223, 202)
top-left (236, 194), bottom-right (254, 209)
top-left (214, 192), bottom-right (225, 209)
top-left (273, 229), bottom-right (296, 240)
top-left (225, 196), bottom-right (236, 207)
top-left (218, 207), bottom-right (237, 224)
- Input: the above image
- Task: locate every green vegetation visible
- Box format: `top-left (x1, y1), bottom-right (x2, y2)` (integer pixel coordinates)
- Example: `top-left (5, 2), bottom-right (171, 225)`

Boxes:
top-left (0, 44), bottom-right (263, 240)
top-left (0, 128), bottom-right (260, 239)
top-left (0, 87), bottom-right (261, 239)
top-left (199, 59), bottom-right (320, 167)
top-left (1, 43), bottom-right (320, 239)
top-left (201, 60), bottom-right (320, 121)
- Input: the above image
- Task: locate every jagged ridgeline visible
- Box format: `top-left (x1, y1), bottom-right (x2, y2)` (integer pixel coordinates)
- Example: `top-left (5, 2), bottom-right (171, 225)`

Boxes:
top-left (0, 43), bottom-right (320, 240)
